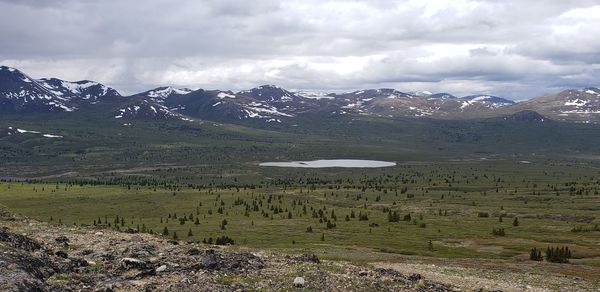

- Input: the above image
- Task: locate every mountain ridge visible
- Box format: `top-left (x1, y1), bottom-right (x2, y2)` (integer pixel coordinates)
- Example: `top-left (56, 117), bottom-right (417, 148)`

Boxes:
top-left (1, 65), bottom-right (599, 124)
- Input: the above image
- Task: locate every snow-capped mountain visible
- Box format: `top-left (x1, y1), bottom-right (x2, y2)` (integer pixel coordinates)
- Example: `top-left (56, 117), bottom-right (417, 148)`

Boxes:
top-left (114, 99), bottom-right (189, 121)
top-left (0, 66), bottom-right (74, 112)
top-left (4, 65), bottom-right (600, 124)
top-left (237, 85), bottom-right (302, 103)
top-left (317, 89), bottom-right (515, 118)
top-left (514, 87), bottom-right (600, 123)
top-left (156, 89), bottom-right (295, 122)
top-left (37, 78), bottom-right (121, 103)
top-left (462, 95), bottom-right (514, 105)
top-left (0, 66), bottom-right (120, 112)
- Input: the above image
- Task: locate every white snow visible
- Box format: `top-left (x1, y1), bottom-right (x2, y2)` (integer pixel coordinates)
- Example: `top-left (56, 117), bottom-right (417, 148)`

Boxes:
top-left (48, 102), bottom-right (75, 112)
top-left (412, 90), bottom-right (432, 97)
top-left (243, 104), bottom-right (293, 118)
top-left (60, 80), bottom-right (85, 94)
top-left (212, 102), bottom-right (222, 107)
top-left (459, 97), bottom-right (510, 110)
top-left (12, 127), bottom-right (62, 138)
top-left (17, 128), bottom-right (41, 134)
top-left (565, 99), bottom-right (588, 107)
top-left (294, 91), bottom-right (333, 100)
top-left (561, 109), bottom-right (600, 114)
top-left (217, 92), bottom-right (236, 99)
top-left (147, 87), bottom-right (192, 98)
top-left (35, 79), bottom-right (110, 100)
top-left (471, 95), bottom-right (493, 101)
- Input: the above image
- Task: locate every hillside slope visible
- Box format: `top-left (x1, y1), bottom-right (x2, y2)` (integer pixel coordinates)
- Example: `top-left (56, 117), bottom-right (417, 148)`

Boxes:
top-left (0, 210), bottom-right (448, 291)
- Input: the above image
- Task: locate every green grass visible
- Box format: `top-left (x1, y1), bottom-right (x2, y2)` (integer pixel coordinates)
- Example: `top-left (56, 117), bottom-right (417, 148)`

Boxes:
top-left (2, 161), bottom-right (599, 264)
top-left (2, 110), bottom-right (600, 266)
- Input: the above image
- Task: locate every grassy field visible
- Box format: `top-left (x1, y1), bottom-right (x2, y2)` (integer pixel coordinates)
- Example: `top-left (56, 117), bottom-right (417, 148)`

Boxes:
top-left (2, 161), bottom-right (599, 266)
top-left (2, 111), bottom-right (600, 278)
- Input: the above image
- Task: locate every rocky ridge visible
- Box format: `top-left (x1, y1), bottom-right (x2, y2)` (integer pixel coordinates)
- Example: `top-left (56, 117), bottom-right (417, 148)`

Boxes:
top-left (0, 210), bottom-right (451, 291)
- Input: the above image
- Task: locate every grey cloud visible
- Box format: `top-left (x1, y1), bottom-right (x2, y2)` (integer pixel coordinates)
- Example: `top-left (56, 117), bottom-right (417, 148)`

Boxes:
top-left (0, 0), bottom-right (598, 98)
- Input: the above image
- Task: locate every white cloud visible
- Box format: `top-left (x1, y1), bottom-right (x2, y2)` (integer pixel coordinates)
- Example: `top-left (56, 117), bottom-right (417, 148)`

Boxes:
top-left (0, 0), bottom-right (598, 99)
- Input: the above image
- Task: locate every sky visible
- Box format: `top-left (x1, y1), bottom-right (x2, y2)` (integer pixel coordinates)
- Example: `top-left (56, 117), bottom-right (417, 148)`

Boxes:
top-left (1, 0), bottom-right (599, 100)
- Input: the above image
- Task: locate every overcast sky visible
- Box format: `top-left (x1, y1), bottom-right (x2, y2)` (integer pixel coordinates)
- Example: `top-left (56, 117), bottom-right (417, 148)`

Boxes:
top-left (1, 0), bottom-right (599, 100)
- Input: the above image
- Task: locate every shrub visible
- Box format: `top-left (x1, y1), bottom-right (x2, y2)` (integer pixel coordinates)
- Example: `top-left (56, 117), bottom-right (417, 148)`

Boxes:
top-left (512, 217), bottom-right (519, 226)
top-left (388, 211), bottom-right (400, 222)
top-left (215, 236), bottom-right (235, 245)
top-left (326, 220), bottom-right (336, 229)
top-left (492, 228), bottom-right (505, 236)
top-left (545, 246), bottom-right (572, 263)
top-left (530, 248), bottom-right (543, 261)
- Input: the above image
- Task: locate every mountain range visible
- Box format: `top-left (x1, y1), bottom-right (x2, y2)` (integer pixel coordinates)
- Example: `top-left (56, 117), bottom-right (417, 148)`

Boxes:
top-left (2, 65), bottom-right (600, 124)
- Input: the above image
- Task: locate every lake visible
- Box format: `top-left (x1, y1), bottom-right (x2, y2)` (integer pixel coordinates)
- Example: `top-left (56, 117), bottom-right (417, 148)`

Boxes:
top-left (259, 159), bottom-right (396, 168)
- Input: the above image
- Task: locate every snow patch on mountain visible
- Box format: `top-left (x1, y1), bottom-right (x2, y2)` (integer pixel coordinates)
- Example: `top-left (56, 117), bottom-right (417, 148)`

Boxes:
top-left (146, 87), bottom-right (192, 99)
top-left (217, 92), bottom-right (236, 99)
top-left (242, 103), bottom-right (294, 119)
top-left (5, 126), bottom-right (63, 138)
top-left (294, 91), bottom-right (333, 100)
top-left (115, 100), bottom-right (192, 121)
top-left (411, 90), bottom-right (432, 97)
top-left (43, 134), bottom-right (63, 138)
top-left (565, 99), bottom-right (588, 107)
top-left (36, 78), bottom-right (119, 102)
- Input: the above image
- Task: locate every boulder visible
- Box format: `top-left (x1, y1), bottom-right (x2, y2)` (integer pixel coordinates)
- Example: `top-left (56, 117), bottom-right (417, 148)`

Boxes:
top-left (119, 258), bottom-right (149, 270)
top-left (293, 276), bottom-right (305, 288)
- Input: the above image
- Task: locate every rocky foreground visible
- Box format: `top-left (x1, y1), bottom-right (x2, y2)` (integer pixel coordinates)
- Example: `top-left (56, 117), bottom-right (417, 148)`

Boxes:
top-left (0, 209), bottom-right (452, 291)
